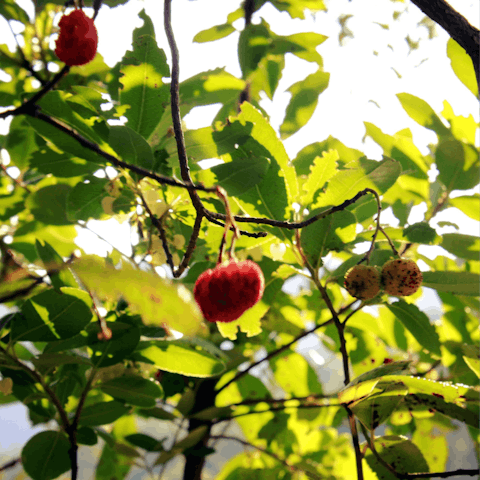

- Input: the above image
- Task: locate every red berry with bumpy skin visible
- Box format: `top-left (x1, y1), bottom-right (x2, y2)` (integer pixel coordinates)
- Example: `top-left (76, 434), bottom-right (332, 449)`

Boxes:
top-left (55, 9), bottom-right (98, 66)
top-left (194, 260), bottom-right (265, 323)
top-left (344, 265), bottom-right (381, 300)
top-left (381, 258), bottom-right (423, 296)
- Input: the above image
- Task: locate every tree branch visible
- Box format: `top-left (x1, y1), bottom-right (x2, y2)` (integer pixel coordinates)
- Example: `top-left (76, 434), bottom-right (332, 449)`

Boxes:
top-left (409, 0), bottom-right (480, 96)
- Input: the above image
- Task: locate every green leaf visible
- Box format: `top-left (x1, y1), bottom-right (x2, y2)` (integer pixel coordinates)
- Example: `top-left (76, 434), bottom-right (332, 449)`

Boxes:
top-left (100, 375), bottom-right (163, 407)
top-left (238, 21), bottom-right (272, 77)
top-left (22, 431), bottom-right (71, 480)
top-left (194, 23), bottom-right (236, 43)
top-left (139, 340), bottom-right (226, 378)
top-left (301, 149), bottom-right (338, 205)
top-left (72, 255), bottom-right (201, 336)
top-left (177, 68), bottom-right (245, 117)
top-left (402, 393), bottom-right (479, 429)
top-left (422, 271), bottom-right (479, 296)
top-left (0, 177), bottom-right (26, 220)
top-left (119, 32), bottom-right (170, 140)
top-left (154, 426), bottom-right (208, 465)
top-left (368, 124), bottom-right (429, 178)
top-left (364, 435), bottom-right (429, 477)
top-left (441, 233), bottom-right (480, 261)
top-left (396, 93), bottom-right (449, 137)
top-left (108, 126), bottom-right (155, 175)
top-left (447, 38), bottom-right (478, 98)
top-left (66, 177), bottom-right (109, 222)
top-left (344, 361), bottom-right (412, 389)
top-left (450, 194), bottom-right (480, 221)
top-left (95, 441), bottom-right (132, 480)
top-left (125, 433), bottom-right (164, 451)
top-left (313, 156), bottom-right (401, 209)
top-left (87, 322), bottom-right (141, 367)
top-left (4, 116), bottom-right (39, 169)
top-left (166, 124), bottom-right (246, 163)
top-left (462, 344), bottom-right (480, 378)
top-left (413, 420), bottom-right (448, 472)
top-left (0, 0), bottom-right (30, 23)
top-left (381, 375), bottom-right (479, 406)
top-left (35, 239), bottom-right (77, 289)
top-left (31, 353), bottom-right (92, 370)
top-left (137, 406), bottom-right (176, 421)
top-left (272, 31), bottom-right (327, 64)
top-left (26, 183), bottom-right (73, 226)
top-left (12, 288), bottom-right (93, 342)
top-left (403, 222), bottom-right (437, 244)
top-left (280, 69), bottom-right (330, 139)
top-left (26, 91), bottom-right (116, 162)
top-left (271, 0), bottom-right (326, 19)
top-left (301, 209), bottom-right (356, 268)
top-left (229, 103), bottom-right (298, 224)
top-left (351, 381), bottom-right (408, 430)
top-left (78, 401), bottom-right (130, 426)
top-left (387, 300), bottom-right (441, 356)
top-left (29, 148), bottom-right (98, 178)
top-left (211, 154), bottom-right (270, 196)
top-left (77, 426), bottom-right (98, 446)
top-left (271, 351), bottom-right (323, 397)
top-left (435, 138), bottom-right (479, 191)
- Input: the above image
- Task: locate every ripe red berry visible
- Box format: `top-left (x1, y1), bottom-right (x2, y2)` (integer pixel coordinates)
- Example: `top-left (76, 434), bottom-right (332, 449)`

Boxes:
top-left (55, 9), bottom-right (98, 66)
top-left (344, 264), bottom-right (381, 300)
top-left (381, 258), bottom-right (423, 296)
top-left (193, 260), bottom-right (265, 323)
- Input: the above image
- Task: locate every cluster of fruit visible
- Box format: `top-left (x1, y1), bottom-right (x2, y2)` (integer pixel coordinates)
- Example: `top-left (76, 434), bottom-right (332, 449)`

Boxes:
top-left (344, 258), bottom-right (423, 300)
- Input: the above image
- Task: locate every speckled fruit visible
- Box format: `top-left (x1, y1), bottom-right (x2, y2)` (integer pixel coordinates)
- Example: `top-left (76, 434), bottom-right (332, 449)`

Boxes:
top-left (193, 260), bottom-right (265, 323)
top-left (344, 265), bottom-right (381, 300)
top-left (381, 258), bottom-right (423, 296)
top-left (55, 9), bottom-right (98, 66)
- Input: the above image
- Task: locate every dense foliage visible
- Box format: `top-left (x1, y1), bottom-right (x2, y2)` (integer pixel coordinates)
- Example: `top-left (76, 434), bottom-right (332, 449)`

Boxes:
top-left (0, 0), bottom-right (479, 479)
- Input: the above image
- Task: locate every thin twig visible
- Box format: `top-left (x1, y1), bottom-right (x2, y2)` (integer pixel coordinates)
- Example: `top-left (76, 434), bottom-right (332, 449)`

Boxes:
top-left (347, 407), bottom-right (364, 480)
top-left (361, 189), bottom-right (382, 264)
top-left (216, 314), bottom-right (343, 395)
top-left (6, 21), bottom-right (47, 86)
top-left (214, 401), bottom-right (338, 424)
top-left (296, 231), bottom-right (364, 480)
top-left (1, 163), bottom-right (31, 192)
top-left (378, 226), bottom-right (400, 257)
top-left (0, 458), bottom-right (21, 472)
top-left (209, 435), bottom-right (322, 479)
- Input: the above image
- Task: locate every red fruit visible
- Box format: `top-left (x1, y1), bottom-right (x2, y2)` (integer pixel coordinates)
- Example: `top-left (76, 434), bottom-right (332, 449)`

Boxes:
top-left (381, 258), bottom-right (423, 296)
top-left (55, 9), bottom-right (98, 66)
top-left (193, 260), bottom-right (265, 323)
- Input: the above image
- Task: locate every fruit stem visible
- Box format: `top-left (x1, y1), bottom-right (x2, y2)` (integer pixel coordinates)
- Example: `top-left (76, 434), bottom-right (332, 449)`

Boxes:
top-left (361, 188), bottom-right (382, 265)
top-left (378, 225), bottom-right (401, 257)
top-left (216, 186), bottom-right (240, 262)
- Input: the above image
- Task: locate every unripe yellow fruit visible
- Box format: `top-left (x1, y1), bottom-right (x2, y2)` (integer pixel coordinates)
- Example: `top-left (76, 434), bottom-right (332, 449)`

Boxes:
top-left (344, 265), bottom-right (381, 300)
top-left (381, 258), bottom-right (423, 296)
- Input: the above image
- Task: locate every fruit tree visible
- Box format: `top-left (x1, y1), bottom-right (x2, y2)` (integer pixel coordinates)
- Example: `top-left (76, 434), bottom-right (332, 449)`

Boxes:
top-left (0, 0), bottom-right (478, 479)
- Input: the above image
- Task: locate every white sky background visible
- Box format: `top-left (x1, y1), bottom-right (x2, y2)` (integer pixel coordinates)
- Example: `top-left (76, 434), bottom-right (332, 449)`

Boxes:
top-left (0, 0), bottom-right (479, 472)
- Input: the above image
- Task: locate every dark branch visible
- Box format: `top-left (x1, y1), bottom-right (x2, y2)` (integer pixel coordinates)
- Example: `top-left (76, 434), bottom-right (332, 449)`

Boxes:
top-left (0, 458), bottom-right (20, 472)
top-left (409, 0), bottom-right (480, 96)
